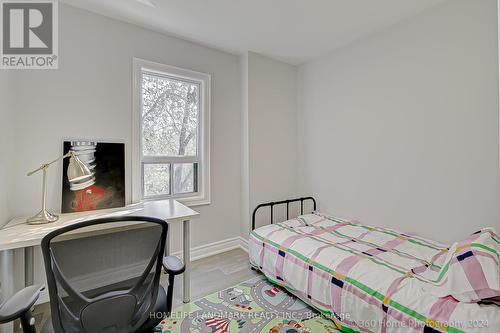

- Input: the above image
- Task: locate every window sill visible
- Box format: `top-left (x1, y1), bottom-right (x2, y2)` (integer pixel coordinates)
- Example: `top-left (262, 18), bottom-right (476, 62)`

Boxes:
top-left (177, 197), bottom-right (211, 207)
top-left (141, 195), bottom-right (210, 207)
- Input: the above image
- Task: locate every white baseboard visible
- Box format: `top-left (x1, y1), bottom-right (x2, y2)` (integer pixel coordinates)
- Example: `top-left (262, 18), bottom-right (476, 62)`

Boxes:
top-left (238, 236), bottom-right (249, 252)
top-left (36, 235), bottom-right (249, 304)
top-left (171, 235), bottom-right (248, 261)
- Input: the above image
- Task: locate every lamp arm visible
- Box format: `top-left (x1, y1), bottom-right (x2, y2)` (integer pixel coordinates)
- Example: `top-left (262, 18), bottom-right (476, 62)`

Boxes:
top-left (27, 152), bottom-right (73, 176)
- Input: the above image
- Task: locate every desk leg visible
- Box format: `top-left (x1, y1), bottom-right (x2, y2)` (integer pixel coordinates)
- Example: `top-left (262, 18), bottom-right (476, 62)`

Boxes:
top-left (164, 229), bottom-right (170, 257)
top-left (0, 249), bottom-right (15, 333)
top-left (182, 220), bottom-right (190, 303)
top-left (25, 247), bottom-right (34, 286)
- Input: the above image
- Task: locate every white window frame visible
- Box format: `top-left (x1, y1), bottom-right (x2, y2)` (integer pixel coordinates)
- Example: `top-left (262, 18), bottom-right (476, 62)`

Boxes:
top-left (132, 58), bottom-right (211, 206)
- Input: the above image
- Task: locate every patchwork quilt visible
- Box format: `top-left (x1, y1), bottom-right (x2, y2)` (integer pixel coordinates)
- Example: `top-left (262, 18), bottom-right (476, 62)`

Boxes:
top-left (249, 212), bottom-right (500, 333)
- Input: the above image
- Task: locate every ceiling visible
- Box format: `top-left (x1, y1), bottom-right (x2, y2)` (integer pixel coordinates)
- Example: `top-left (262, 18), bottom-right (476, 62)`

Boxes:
top-left (61, 0), bottom-right (449, 65)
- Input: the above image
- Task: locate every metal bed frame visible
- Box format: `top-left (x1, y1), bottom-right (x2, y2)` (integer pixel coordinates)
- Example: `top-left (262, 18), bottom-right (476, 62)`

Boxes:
top-left (251, 197), bottom-right (317, 230)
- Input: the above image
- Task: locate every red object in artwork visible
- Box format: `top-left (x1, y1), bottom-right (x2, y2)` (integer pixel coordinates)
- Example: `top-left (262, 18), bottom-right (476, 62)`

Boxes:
top-left (71, 185), bottom-right (108, 212)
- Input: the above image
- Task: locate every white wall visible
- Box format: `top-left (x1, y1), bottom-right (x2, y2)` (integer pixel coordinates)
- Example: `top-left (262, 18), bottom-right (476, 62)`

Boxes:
top-left (241, 52), bottom-right (250, 235)
top-left (0, 71), bottom-right (14, 228)
top-left (298, 0), bottom-right (500, 243)
top-left (0, 72), bottom-right (16, 333)
top-left (241, 52), bottom-right (299, 232)
top-left (8, 3), bottom-right (242, 264)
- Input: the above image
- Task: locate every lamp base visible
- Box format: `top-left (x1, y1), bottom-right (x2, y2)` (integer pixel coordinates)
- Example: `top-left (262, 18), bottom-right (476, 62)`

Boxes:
top-left (26, 209), bottom-right (59, 224)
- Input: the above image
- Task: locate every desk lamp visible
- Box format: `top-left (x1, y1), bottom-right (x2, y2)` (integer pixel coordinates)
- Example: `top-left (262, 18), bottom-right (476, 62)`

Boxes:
top-left (26, 151), bottom-right (93, 224)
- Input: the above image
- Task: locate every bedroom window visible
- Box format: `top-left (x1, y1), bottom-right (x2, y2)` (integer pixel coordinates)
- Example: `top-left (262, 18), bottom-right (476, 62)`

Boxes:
top-left (133, 58), bottom-right (211, 205)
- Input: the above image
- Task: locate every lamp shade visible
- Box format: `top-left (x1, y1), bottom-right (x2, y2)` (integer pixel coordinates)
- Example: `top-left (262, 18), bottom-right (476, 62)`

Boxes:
top-left (67, 153), bottom-right (93, 182)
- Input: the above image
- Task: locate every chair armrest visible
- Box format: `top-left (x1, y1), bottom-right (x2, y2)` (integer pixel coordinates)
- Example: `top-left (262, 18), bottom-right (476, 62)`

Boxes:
top-left (0, 285), bottom-right (44, 324)
top-left (162, 256), bottom-right (185, 275)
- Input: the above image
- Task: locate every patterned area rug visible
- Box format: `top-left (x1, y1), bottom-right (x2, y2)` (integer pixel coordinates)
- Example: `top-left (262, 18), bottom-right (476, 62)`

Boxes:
top-left (158, 276), bottom-right (340, 333)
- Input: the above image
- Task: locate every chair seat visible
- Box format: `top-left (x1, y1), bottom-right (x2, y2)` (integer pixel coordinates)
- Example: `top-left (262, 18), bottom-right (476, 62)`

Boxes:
top-left (41, 285), bottom-right (167, 333)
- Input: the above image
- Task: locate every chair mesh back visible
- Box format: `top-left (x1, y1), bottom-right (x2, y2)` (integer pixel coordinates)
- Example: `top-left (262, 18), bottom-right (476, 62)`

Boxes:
top-left (41, 217), bottom-right (167, 333)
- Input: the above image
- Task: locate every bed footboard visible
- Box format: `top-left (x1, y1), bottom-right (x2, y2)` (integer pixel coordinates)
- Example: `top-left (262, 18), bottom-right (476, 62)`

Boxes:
top-left (251, 197), bottom-right (316, 230)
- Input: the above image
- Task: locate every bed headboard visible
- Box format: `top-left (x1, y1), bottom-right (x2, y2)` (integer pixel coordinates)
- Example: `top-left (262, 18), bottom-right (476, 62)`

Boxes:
top-left (251, 197), bottom-right (317, 230)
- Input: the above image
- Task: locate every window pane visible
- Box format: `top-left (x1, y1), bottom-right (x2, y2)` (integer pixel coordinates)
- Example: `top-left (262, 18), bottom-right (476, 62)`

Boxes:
top-left (141, 72), bottom-right (199, 157)
top-left (143, 164), bottom-right (170, 197)
top-left (173, 163), bottom-right (198, 194)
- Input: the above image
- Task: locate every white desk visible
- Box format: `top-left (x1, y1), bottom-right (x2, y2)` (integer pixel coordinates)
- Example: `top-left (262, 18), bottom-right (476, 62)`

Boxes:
top-left (0, 200), bottom-right (199, 318)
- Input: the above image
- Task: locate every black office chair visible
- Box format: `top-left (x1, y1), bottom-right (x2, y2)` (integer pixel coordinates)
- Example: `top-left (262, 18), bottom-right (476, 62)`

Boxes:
top-left (0, 216), bottom-right (185, 333)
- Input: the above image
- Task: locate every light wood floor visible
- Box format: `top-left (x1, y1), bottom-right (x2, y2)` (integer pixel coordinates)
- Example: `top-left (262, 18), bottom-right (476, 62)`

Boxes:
top-left (167, 248), bottom-right (260, 308)
top-left (27, 248), bottom-right (259, 332)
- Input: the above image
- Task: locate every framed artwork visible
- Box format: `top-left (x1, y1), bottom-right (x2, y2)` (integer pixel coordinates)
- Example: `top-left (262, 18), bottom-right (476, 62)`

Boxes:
top-left (61, 141), bottom-right (125, 213)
